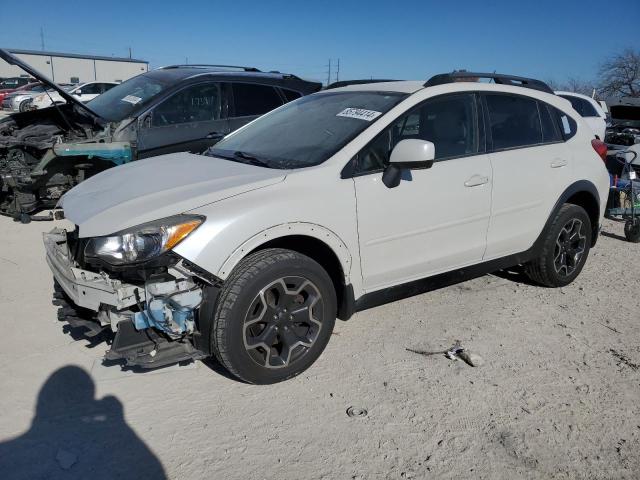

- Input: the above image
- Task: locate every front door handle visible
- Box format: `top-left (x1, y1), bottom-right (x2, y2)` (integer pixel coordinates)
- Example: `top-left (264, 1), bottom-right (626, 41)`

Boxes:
top-left (464, 175), bottom-right (489, 187)
top-left (550, 158), bottom-right (568, 168)
top-left (206, 131), bottom-right (224, 139)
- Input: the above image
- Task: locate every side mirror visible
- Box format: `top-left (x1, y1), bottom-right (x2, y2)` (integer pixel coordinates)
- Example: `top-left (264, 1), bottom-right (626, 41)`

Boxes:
top-left (382, 139), bottom-right (435, 188)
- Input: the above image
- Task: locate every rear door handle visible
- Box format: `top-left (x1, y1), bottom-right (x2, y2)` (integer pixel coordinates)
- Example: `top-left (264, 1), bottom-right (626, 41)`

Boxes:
top-left (550, 158), bottom-right (568, 168)
top-left (464, 175), bottom-right (489, 187)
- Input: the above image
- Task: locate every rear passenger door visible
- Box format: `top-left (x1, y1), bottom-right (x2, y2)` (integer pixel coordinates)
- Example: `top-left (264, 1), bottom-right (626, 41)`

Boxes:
top-left (137, 82), bottom-right (229, 158)
top-left (227, 83), bottom-right (285, 131)
top-left (483, 93), bottom-right (572, 259)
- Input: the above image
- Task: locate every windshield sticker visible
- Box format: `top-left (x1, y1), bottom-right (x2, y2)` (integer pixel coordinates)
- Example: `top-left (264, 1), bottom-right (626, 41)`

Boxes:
top-left (121, 95), bottom-right (142, 105)
top-left (561, 115), bottom-right (571, 134)
top-left (337, 108), bottom-right (383, 122)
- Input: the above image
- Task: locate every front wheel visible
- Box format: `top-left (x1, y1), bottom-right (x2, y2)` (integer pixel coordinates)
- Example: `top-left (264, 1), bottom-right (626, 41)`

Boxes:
top-left (525, 204), bottom-right (592, 287)
top-left (211, 248), bottom-right (337, 384)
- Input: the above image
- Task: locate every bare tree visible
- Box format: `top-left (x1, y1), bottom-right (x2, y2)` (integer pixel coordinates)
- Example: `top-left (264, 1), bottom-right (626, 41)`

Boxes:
top-left (599, 48), bottom-right (640, 98)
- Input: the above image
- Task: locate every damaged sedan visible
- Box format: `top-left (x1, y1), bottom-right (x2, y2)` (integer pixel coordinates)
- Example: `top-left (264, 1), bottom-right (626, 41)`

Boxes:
top-left (0, 49), bottom-right (321, 220)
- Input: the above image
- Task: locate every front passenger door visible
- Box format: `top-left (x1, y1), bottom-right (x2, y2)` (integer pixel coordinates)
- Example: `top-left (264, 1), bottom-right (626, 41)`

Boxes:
top-left (137, 82), bottom-right (229, 158)
top-left (353, 93), bottom-right (493, 291)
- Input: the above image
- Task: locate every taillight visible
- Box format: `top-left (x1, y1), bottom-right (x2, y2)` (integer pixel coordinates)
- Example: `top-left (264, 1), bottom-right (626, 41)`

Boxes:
top-left (591, 138), bottom-right (607, 162)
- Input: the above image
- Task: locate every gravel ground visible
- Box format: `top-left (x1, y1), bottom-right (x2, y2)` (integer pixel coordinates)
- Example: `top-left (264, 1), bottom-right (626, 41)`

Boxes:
top-left (0, 215), bottom-right (639, 480)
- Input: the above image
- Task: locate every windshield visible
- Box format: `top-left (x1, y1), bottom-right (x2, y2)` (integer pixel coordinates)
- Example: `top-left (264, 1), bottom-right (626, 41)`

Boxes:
top-left (209, 91), bottom-right (406, 169)
top-left (86, 75), bottom-right (168, 121)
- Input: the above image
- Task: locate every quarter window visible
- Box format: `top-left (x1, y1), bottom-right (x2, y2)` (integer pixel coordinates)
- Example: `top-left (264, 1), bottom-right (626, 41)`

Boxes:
top-left (356, 93), bottom-right (479, 173)
top-left (152, 83), bottom-right (221, 126)
top-left (486, 94), bottom-right (542, 150)
top-left (232, 83), bottom-right (283, 117)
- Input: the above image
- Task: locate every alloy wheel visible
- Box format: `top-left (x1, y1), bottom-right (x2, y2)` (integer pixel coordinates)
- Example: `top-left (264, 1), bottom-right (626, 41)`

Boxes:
top-left (553, 218), bottom-right (587, 277)
top-left (243, 276), bottom-right (324, 369)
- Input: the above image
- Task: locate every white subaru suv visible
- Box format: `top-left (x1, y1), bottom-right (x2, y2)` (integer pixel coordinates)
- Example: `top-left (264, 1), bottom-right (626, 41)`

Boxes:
top-left (44, 72), bottom-right (610, 384)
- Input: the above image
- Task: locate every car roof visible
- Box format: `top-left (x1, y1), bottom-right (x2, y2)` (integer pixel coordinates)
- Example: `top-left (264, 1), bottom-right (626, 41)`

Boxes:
top-left (327, 81), bottom-right (426, 94)
top-left (145, 67), bottom-right (320, 88)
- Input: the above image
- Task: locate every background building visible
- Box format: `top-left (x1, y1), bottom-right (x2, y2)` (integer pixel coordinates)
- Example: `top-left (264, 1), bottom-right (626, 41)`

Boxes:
top-left (0, 49), bottom-right (148, 84)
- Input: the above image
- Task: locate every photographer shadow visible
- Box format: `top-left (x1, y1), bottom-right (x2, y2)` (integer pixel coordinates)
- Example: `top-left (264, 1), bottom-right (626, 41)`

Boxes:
top-left (0, 366), bottom-right (166, 480)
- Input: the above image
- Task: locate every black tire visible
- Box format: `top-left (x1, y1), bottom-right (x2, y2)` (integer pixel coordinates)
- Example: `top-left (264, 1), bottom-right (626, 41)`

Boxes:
top-left (525, 204), bottom-right (592, 287)
top-left (211, 248), bottom-right (337, 384)
top-left (624, 218), bottom-right (640, 243)
top-left (18, 99), bottom-right (30, 112)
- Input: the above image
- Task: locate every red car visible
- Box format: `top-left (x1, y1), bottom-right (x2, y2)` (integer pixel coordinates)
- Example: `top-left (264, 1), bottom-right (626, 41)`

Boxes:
top-left (0, 77), bottom-right (35, 104)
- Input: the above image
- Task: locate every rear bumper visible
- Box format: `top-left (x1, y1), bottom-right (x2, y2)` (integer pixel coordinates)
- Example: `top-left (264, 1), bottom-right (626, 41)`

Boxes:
top-left (43, 228), bottom-right (142, 312)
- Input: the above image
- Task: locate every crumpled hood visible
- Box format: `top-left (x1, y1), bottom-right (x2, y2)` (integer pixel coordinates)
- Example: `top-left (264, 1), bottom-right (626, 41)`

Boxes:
top-left (61, 152), bottom-right (286, 237)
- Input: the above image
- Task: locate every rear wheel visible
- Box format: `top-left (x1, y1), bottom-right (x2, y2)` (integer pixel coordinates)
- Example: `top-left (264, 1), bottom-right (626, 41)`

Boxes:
top-left (525, 204), bottom-right (591, 287)
top-left (211, 248), bottom-right (336, 384)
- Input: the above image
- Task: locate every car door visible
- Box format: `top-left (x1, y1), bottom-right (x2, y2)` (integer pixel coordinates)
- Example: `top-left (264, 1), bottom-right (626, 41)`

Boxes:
top-left (353, 93), bottom-right (493, 291)
top-left (136, 81), bottom-right (230, 158)
top-left (227, 82), bottom-right (285, 132)
top-left (483, 93), bottom-right (573, 259)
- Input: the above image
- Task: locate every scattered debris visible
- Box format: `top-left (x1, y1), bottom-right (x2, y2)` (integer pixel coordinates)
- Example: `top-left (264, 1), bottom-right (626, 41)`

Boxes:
top-left (346, 406), bottom-right (368, 418)
top-left (610, 349), bottom-right (640, 370)
top-left (407, 341), bottom-right (484, 367)
top-left (597, 322), bottom-right (622, 334)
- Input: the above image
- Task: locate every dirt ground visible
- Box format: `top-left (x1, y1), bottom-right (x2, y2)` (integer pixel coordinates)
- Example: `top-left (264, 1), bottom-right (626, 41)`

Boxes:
top-left (0, 215), bottom-right (639, 480)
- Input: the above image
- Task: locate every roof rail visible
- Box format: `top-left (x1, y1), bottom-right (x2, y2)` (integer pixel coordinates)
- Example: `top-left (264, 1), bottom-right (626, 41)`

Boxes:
top-left (425, 72), bottom-right (554, 94)
top-left (158, 64), bottom-right (261, 72)
top-left (326, 79), bottom-right (399, 89)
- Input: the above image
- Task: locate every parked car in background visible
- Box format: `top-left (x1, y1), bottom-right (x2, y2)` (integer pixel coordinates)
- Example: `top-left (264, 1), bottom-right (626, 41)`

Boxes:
top-left (0, 49), bottom-right (322, 219)
top-left (1, 82), bottom-right (53, 112)
top-left (0, 77), bottom-right (36, 104)
top-left (44, 72), bottom-right (609, 383)
top-left (555, 91), bottom-right (607, 140)
top-left (605, 98), bottom-right (640, 147)
top-left (30, 81), bottom-right (118, 110)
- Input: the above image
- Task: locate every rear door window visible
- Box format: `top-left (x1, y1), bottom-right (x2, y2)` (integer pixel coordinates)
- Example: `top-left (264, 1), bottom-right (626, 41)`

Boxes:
top-left (231, 83), bottom-right (283, 117)
top-left (485, 94), bottom-right (542, 150)
top-left (539, 102), bottom-right (562, 143)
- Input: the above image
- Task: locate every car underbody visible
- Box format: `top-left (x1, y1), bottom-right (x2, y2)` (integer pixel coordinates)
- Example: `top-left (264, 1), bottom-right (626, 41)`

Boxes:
top-left (0, 105), bottom-right (133, 219)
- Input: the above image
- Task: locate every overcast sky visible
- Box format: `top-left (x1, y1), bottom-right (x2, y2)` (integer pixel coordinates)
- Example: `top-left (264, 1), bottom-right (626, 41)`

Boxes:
top-left (0, 0), bottom-right (638, 85)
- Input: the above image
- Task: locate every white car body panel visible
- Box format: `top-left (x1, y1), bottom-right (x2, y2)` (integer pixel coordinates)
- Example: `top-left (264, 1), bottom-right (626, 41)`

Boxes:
top-left (58, 81), bottom-right (611, 304)
top-left (354, 153), bottom-right (492, 291)
top-left (60, 152), bottom-right (286, 238)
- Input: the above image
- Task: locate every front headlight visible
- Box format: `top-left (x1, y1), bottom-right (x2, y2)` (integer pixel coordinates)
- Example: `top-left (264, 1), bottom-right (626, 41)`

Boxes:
top-left (84, 215), bottom-right (203, 265)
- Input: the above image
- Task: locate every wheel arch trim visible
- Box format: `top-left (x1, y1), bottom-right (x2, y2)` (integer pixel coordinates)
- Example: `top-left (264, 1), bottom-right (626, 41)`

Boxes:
top-left (217, 222), bottom-right (353, 282)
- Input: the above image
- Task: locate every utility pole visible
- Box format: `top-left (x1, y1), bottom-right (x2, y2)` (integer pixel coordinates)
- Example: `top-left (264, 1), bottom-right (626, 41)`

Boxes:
top-left (335, 58), bottom-right (340, 83)
top-left (326, 59), bottom-right (332, 87)
top-left (40, 27), bottom-right (45, 51)
top-left (185, 57), bottom-right (189, 65)
top-left (128, 47), bottom-right (132, 59)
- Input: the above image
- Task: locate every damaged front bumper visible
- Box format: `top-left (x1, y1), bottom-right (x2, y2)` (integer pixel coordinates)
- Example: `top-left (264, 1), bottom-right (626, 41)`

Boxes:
top-left (44, 228), bottom-right (208, 368)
